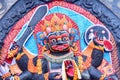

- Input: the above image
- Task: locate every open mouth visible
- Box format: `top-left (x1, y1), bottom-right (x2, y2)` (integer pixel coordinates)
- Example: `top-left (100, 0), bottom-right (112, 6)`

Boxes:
top-left (52, 44), bottom-right (69, 51)
top-left (95, 37), bottom-right (104, 45)
top-left (95, 37), bottom-right (113, 51)
top-left (95, 36), bottom-right (107, 45)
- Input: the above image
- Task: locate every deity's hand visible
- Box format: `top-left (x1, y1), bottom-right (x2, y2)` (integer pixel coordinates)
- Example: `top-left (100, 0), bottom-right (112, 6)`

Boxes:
top-left (104, 74), bottom-right (118, 80)
top-left (49, 72), bottom-right (62, 80)
top-left (7, 42), bottom-right (19, 59)
top-left (64, 60), bottom-right (74, 78)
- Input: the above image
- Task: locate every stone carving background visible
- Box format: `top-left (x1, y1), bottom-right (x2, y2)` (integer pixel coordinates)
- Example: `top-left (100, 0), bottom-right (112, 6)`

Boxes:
top-left (0, 0), bottom-right (120, 79)
top-left (100, 0), bottom-right (120, 19)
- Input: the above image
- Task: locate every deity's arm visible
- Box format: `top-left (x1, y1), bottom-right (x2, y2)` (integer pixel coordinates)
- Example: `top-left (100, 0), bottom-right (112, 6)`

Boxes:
top-left (40, 58), bottom-right (49, 73)
top-left (75, 55), bottom-right (90, 80)
top-left (33, 57), bottom-right (49, 80)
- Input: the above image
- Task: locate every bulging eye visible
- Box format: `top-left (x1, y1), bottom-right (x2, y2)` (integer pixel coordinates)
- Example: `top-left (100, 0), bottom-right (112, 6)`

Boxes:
top-left (62, 37), bottom-right (69, 41)
top-left (51, 38), bottom-right (57, 43)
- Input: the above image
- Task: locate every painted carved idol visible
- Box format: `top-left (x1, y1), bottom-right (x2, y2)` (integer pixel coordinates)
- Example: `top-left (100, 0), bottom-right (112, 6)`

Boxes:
top-left (0, 1), bottom-right (119, 80)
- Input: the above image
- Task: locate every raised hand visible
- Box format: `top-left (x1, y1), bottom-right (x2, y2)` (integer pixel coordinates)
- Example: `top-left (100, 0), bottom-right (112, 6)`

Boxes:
top-left (64, 60), bottom-right (74, 78)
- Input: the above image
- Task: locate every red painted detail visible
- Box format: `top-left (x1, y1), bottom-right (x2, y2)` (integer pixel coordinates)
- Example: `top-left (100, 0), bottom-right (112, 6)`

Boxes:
top-left (65, 60), bottom-right (74, 77)
top-left (37, 44), bottom-right (43, 58)
top-left (5, 57), bottom-right (13, 64)
top-left (49, 34), bottom-right (68, 40)
top-left (104, 40), bottom-right (113, 51)
top-left (1, 7), bottom-right (37, 60)
top-left (34, 13), bottom-right (81, 55)
top-left (3, 1), bottom-right (104, 60)
top-left (52, 44), bottom-right (69, 51)
top-left (48, 1), bottom-right (103, 24)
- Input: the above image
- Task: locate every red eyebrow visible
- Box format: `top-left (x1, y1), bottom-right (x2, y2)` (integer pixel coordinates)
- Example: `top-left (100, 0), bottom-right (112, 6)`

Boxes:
top-left (49, 35), bottom-right (56, 40)
top-left (48, 33), bottom-right (69, 39)
top-left (55, 34), bottom-right (69, 38)
top-left (61, 33), bottom-right (69, 37)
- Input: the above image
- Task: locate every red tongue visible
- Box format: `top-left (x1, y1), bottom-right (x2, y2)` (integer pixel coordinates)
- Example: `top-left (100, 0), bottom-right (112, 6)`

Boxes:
top-left (5, 57), bottom-right (13, 64)
top-left (52, 44), bottom-right (69, 51)
top-left (52, 45), bottom-right (64, 50)
top-left (5, 58), bottom-right (12, 64)
top-left (57, 45), bottom-right (64, 49)
top-left (104, 40), bottom-right (113, 51)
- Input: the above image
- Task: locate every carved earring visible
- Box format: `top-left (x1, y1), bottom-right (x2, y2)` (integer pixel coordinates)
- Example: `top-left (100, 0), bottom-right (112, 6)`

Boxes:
top-left (70, 43), bottom-right (78, 52)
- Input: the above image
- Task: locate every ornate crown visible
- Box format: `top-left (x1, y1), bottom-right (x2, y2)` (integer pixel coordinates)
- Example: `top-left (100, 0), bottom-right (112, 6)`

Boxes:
top-left (41, 14), bottom-right (72, 34)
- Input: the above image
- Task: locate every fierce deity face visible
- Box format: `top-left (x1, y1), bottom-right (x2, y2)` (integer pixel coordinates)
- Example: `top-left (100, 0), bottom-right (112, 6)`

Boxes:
top-left (47, 30), bottom-right (70, 52)
top-left (36, 14), bottom-right (80, 53)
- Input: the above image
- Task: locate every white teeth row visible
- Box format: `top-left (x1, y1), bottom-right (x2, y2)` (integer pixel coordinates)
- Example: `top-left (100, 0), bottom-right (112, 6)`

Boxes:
top-left (0, 63), bottom-right (9, 76)
top-left (97, 36), bottom-right (106, 40)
